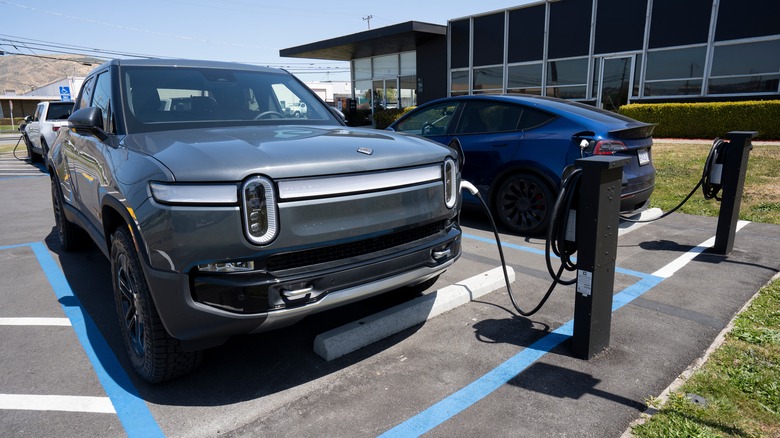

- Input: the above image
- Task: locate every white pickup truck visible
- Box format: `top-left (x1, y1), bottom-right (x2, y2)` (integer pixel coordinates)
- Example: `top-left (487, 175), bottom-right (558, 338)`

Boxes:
top-left (23, 101), bottom-right (74, 163)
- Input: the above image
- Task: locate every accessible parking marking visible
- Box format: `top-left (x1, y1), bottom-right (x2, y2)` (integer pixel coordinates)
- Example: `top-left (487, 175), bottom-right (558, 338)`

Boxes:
top-left (0, 242), bottom-right (163, 438)
top-left (379, 221), bottom-right (749, 437)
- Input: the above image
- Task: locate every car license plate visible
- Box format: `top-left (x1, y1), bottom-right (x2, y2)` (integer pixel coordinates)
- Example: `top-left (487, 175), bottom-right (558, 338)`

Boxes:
top-left (638, 148), bottom-right (650, 166)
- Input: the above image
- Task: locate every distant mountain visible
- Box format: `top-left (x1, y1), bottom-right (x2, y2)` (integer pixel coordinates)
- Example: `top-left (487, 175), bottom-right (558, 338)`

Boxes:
top-left (0, 54), bottom-right (103, 95)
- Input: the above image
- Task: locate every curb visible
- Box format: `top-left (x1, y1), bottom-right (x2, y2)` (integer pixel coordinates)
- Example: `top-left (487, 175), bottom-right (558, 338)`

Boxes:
top-left (313, 266), bottom-right (515, 361)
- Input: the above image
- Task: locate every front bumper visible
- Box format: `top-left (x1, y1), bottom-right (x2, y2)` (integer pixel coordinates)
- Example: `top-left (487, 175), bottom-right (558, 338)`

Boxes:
top-left (142, 223), bottom-right (461, 347)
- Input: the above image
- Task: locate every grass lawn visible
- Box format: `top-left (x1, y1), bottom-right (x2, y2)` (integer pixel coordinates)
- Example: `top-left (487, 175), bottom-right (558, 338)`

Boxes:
top-left (632, 140), bottom-right (780, 437)
top-left (632, 278), bottom-right (780, 437)
top-left (650, 142), bottom-right (780, 225)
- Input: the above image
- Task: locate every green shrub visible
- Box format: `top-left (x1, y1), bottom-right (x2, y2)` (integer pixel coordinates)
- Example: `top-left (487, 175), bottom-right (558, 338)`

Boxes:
top-left (372, 107), bottom-right (415, 130)
top-left (619, 101), bottom-right (780, 140)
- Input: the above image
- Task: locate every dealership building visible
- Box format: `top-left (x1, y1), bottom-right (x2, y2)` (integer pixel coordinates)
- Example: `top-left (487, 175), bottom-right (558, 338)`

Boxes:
top-left (282, 0), bottom-right (780, 112)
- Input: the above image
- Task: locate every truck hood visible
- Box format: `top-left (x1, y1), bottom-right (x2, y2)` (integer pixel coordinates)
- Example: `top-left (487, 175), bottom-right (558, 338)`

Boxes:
top-left (122, 125), bottom-right (452, 182)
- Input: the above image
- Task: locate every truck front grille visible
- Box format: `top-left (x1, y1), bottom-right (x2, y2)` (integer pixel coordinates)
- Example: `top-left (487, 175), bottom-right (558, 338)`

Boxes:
top-left (266, 221), bottom-right (447, 272)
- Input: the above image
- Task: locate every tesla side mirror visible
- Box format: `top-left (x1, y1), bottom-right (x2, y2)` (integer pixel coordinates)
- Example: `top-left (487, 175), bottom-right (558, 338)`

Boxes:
top-left (24, 115), bottom-right (32, 123)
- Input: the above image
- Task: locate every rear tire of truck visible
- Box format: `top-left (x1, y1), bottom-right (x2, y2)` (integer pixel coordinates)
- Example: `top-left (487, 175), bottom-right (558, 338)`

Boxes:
top-left (25, 135), bottom-right (42, 163)
top-left (111, 226), bottom-right (203, 383)
top-left (51, 176), bottom-right (85, 251)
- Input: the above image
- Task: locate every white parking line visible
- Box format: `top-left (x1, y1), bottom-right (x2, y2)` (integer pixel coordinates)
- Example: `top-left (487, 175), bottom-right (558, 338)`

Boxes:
top-left (0, 394), bottom-right (115, 414)
top-left (0, 317), bottom-right (72, 326)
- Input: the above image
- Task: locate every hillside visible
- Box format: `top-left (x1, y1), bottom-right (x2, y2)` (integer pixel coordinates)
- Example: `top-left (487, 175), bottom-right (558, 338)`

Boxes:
top-left (0, 54), bottom-right (102, 95)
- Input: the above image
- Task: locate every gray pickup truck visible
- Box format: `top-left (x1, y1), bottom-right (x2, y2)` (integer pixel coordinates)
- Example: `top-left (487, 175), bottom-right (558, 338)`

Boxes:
top-left (49, 59), bottom-right (462, 383)
top-left (23, 100), bottom-right (74, 162)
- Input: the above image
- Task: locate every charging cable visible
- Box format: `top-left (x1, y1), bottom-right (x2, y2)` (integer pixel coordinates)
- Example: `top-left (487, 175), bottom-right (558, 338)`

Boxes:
top-left (620, 138), bottom-right (726, 223)
top-left (461, 174), bottom-right (580, 317)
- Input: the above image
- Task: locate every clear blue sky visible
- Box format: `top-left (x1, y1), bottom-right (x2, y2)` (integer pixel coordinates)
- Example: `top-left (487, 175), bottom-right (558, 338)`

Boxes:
top-left (0, 0), bottom-right (535, 81)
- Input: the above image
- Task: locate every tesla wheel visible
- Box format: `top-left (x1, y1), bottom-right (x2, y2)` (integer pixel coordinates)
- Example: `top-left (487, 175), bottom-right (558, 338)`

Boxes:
top-left (111, 227), bottom-right (202, 383)
top-left (494, 173), bottom-right (555, 236)
top-left (51, 176), bottom-right (83, 251)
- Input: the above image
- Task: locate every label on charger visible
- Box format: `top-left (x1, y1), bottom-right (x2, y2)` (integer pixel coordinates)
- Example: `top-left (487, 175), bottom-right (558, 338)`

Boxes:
top-left (710, 163), bottom-right (723, 185)
top-left (565, 210), bottom-right (577, 243)
top-left (577, 270), bottom-right (593, 297)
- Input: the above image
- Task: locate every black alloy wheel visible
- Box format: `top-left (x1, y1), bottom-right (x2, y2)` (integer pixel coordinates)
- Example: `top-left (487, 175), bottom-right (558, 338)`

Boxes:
top-left (494, 173), bottom-right (554, 235)
top-left (111, 227), bottom-right (202, 383)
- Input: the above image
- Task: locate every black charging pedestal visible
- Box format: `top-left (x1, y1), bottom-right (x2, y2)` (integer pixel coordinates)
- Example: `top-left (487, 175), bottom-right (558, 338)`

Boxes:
top-left (571, 156), bottom-right (630, 359)
top-left (714, 131), bottom-right (756, 255)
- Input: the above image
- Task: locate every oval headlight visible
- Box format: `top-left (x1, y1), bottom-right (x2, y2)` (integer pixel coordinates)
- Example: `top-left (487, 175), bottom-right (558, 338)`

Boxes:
top-left (443, 158), bottom-right (458, 209)
top-left (241, 176), bottom-right (277, 245)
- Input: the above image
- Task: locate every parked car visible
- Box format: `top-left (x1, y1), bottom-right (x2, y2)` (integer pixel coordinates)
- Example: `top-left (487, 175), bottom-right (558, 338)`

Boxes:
top-left (49, 59), bottom-right (462, 382)
top-left (23, 101), bottom-right (74, 163)
top-left (284, 101), bottom-right (307, 117)
top-left (388, 94), bottom-right (656, 235)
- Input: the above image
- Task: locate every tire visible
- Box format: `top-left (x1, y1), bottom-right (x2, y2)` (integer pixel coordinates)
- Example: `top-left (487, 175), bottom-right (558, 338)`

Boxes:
top-left (40, 138), bottom-right (49, 164)
top-left (494, 173), bottom-right (555, 236)
top-left (111, 227), bottom-right (202, 383)
top-left (25, 135), bottom-right (42, 163)
top-left (51, 176), bottom-right (84, 251)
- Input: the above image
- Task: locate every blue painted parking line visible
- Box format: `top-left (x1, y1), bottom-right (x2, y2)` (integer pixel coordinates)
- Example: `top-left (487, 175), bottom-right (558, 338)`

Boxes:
top-left (379, 230), bottom-right (713, 437)
top-left (1, 242), bottom-right (163, 438)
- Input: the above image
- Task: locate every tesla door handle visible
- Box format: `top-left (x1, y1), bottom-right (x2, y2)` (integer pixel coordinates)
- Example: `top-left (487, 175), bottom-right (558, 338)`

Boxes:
top-left (491, 143), bottom-right (509, 148)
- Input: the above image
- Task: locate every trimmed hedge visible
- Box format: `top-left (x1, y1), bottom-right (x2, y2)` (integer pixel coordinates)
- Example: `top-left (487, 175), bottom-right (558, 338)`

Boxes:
top-left (619, 100), bottom-right (780, 140)
top-left (373, 107), bottom-right (415, 130)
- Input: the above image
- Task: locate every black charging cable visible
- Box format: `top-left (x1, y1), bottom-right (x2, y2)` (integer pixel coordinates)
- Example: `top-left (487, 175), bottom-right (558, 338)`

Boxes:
top-left (619, 138), bottom-right (726, 223)
top-left (460, 173), bottom-right (580, 317)
top-left (12, 134), bottom-right (27, 161)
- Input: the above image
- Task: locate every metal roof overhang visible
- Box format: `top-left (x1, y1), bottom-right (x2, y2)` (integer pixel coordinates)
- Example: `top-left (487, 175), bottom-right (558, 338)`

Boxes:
top-left (280, 21), bottom-right (447, 61)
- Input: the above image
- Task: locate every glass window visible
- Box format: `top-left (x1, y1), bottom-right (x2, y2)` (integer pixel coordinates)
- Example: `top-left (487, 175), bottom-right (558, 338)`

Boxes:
top-left (122, 67), bottom-right (339, 133)
top-left (77, 76), bottom-right (95, 111)
top-left (451, 70), bottom-right (469, 94)
top-left (372, 55), bottom-right (398, 79)
top-left (711, 40), bottom-right (780, 76)
top-left (595, 0), bottom-right (647, 54)
top-left (354, 80), bottom-right (372, 109)
top-left (508, 63), bottom-right (543, 89)
top-left (473, 13), bottom-right (505, 67)
top-left (400, 52), bottom-right (416, 76)
top-left (353, 58), bottom-right (371, 81)
top-left (393, 101), bottom-right (459, 136)
top-left (92, 72), bottom-right (113, 132)
top-left (450, 19), bottom-right (470, 69)
top-left (645, 47), bottom-right (706, 81)
top-left (548, 0), bottom-right (592, 58)
top-left (644, 79), bottom-right (703, 96)
top-left (399, 75), bottom-right (416, 108)
top-left (649, 0), bottom-right (711, 48)
top-left (547, 58), bottom-right (588, 86)
top-left (716, 0), bottom-right (780, 41)
top-left (546, 86), bottom-right (587, 99)
top-left (473, 66), bottom-right (503, 91)
top-left (708, 75), bottom-right (780, 94)
top-left (508, 5), bottom-right (545, 63)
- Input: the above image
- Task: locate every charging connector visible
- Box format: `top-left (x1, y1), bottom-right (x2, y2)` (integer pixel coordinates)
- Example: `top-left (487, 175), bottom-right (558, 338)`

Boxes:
top-left (460, 175), bottom-right (579, 317)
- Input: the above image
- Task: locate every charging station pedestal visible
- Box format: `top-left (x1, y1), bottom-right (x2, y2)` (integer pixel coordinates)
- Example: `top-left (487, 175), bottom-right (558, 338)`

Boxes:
top-left (714, 131), bottom-right (756, 255)
top-left (572, 156), bottom-right (630, 359)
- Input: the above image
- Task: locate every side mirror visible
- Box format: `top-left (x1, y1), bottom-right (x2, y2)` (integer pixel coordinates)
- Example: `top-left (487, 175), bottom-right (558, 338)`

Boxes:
top-left (69, 107), bottom-right (102, 129)
top-left (24, 115), bottom-right (32, 123)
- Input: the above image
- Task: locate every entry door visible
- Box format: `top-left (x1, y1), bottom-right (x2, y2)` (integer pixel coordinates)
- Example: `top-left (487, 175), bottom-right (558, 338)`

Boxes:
top-left (597, 56), bottom-right (634, 111)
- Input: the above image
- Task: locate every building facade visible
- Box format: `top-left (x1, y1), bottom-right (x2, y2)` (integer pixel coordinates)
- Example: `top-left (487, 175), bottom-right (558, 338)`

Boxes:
top-left (451, 0), bottom-right (780, 110)
top-left (282, 0), bottom-right (779, 112)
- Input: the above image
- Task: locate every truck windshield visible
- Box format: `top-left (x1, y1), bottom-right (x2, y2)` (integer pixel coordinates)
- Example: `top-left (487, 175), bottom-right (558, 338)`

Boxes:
top-left (121, 66), bottom-right (340, 133)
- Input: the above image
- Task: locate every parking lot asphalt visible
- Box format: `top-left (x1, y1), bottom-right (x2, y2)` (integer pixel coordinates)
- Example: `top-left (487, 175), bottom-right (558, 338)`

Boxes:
top-left (1, 151), bottom-right (779, 437)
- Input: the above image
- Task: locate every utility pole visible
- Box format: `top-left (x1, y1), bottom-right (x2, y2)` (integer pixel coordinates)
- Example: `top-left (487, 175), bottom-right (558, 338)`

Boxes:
top-left (363, 15), bottom-right (373, 30)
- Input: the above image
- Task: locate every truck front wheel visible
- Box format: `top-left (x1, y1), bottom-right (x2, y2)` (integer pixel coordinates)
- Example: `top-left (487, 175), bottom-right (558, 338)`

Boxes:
top-left (111, 227), bottom-right (202, 383)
